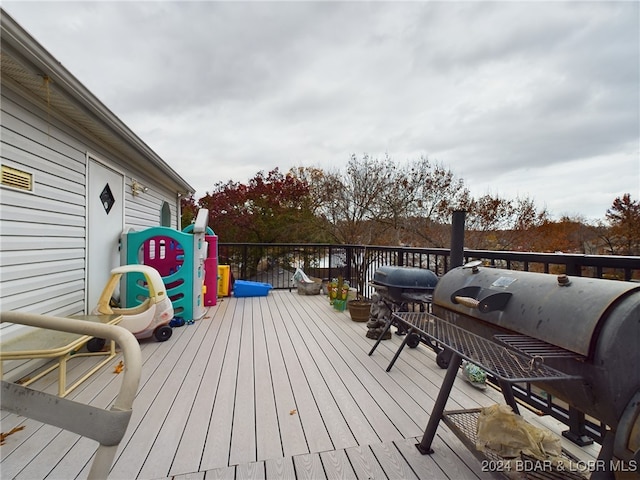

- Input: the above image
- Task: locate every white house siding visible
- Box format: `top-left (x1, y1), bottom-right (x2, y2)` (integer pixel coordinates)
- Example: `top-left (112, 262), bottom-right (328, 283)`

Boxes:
top-left (125, 186), bottom-right (180, 231)
top-left (1, 87), bottom-right (87, 321)
top-left (0, 81), bottom-right (182, 339)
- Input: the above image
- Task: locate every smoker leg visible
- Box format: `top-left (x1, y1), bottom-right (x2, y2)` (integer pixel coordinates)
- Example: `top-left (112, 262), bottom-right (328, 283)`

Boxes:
top-left (562, 407), bottom-right (594, 446)
top-left (393, 303), bottom-right (411, 336)
top-left (368, 317), bottom-right (394, 356)
top-left (386, 327), bottom-right (414, 372)
top-left (498, 380), bottom-right (520, 415)
top-left (416, 351), bottom-right (462, 454)
top-left (590, 430), bottom-right (615, 480)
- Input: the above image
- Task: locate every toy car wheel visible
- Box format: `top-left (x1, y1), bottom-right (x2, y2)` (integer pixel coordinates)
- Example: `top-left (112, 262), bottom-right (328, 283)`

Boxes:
top-left (154, 325), bottom-right (173, 342)
top-left (87, 338), bottom-right (106, 352)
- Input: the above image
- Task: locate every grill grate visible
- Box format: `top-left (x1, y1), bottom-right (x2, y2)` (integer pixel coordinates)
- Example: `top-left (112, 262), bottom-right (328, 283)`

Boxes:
top-left (393, 312), bottom-right (580, 382)
top-left (494, 335), bottom-right (585, 360)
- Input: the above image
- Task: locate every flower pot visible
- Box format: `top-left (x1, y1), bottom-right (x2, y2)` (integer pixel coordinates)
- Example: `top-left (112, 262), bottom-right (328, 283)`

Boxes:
top-left (333, 299), bottom-right (347, 312)
top-left (297, 280), bottom-right (322, 295)
top-left (347, 299), bottom-right (372, 322)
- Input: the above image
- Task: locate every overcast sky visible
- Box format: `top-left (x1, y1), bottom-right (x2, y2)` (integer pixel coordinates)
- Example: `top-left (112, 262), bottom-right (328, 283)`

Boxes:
top-left (4, 1), bottom-right (639, 221)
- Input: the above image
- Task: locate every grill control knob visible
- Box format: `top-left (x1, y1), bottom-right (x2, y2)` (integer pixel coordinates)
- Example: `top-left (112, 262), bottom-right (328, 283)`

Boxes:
top-left (557, 274), bottom-right (572, 286)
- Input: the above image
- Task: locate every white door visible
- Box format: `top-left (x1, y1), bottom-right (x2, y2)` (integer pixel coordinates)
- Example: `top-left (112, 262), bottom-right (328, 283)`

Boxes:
top-left (87, 158), bottom-right (124, 311)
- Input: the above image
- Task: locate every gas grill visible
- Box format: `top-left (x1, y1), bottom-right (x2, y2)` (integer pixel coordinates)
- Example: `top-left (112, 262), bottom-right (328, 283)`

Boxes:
top-left (388, 262), bottom-right (640, 479)
top-left (367, 266), bottom-right (439, 352)
top-left (369, 265), bottom-right (439, 305)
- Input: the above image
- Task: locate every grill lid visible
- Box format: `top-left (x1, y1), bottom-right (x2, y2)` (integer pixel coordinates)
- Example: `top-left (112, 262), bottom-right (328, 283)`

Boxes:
top-left (433, 265), bottom-right (640, 356)
top-left (372, 266), bottom-right (438, 290)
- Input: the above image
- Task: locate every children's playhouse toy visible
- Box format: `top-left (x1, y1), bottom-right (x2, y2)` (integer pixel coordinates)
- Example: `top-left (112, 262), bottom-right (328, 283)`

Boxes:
top-left (120, 209), bottom-right (213, 321)
top-left (182, 219), bottom-right (218, 307)
top-left (92, 264), bottom-right (174, 343)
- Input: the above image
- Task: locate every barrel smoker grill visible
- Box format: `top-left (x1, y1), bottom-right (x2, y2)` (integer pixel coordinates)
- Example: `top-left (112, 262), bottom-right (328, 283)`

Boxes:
top-left (426, 263), bottom-right (640, 473)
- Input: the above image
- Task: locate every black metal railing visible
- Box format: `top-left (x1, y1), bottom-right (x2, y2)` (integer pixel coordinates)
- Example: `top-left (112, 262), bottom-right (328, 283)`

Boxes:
top-left (218, 243), bottom-right (640, 291)
top-left (217, 242), bottom-right (640, 446)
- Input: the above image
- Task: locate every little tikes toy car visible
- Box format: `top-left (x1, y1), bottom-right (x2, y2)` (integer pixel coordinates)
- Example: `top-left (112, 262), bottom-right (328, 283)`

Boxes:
top-left (92, 265), bottom-right (174, 347)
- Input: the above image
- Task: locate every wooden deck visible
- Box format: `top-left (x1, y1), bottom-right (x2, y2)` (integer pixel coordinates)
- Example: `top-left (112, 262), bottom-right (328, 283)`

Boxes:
top-left (1, 291), bottom-right (600, 479)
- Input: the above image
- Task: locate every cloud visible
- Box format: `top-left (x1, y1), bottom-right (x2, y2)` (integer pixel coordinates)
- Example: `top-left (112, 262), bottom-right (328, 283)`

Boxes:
top-left (4, 0), bottom-right (638, 221)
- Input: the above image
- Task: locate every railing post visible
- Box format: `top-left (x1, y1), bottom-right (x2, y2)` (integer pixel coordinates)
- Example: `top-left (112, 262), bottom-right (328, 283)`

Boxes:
top-left (242, 244), bottom-right (248, 279)
top-left (345, 246), bottom-right (353, 285)
top-left (328, 245), bottom-right (333, 281)
top-left (566, 259), bottom-right (582, 277)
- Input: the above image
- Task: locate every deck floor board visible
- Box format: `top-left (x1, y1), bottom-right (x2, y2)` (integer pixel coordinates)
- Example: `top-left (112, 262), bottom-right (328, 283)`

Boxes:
top-left (1, 290), bottom-right (601, 479)
top-left (169, 298), bottom-right (234, 476)
top-left (268, 295), bottom-right (334, 455)
top-left (258, 297), bottom-right (307, 460)
top-left (253, 298), bottom-right (285, 463)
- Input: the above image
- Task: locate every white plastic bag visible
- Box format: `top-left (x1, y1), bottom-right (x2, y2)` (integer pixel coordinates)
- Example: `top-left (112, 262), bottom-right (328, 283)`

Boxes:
top-left (292, 267), bottom-right (313, 285)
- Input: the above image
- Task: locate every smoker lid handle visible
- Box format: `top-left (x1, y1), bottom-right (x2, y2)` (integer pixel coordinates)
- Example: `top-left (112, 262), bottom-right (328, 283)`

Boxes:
top-left (451, 290), bottom-right (513, 313)
top-left (454, 296), bottom-right (480, 309)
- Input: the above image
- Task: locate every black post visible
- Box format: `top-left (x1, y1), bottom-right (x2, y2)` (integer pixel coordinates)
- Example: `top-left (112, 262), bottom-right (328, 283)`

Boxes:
top-left (242, 244), bottom-right (248, 279)
top-left (450, 210), bottom-right (466, 269)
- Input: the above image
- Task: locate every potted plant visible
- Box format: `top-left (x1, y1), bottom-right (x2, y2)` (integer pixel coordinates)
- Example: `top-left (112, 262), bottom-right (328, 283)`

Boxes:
top-left (329, 277), bottom-right (349, 311)
top-left (347, 295), bottom-right (372, 322)
top-left (347, 248), bottom-right (373, 322)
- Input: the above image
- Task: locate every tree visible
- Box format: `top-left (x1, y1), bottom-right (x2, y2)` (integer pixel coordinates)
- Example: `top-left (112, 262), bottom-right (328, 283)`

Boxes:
top-left (463, 195), bottom-right (549, 250)
top-left (464, 194), bottom-right (515, 249)
top-left (180, 194), bottom-right (199, 230)
top-left (529, 216), bottom-right (598, 254)
top-left (394, 157), bottom-right (471, 248)
top-left (289, 166), bottom-right (345, 242)
top-left (311, 154), bottom-right (397, 244)
top-left (181, 157), bottom-right (629, 259)
top-left (197, 168), bottom-right (318, 243)
top-left (605, 193), bottom-right (640, 255)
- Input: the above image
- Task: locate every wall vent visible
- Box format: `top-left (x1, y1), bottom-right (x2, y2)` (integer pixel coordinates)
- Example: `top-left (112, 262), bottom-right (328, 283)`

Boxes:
top-left (1, 166), bottom-right (33, 191)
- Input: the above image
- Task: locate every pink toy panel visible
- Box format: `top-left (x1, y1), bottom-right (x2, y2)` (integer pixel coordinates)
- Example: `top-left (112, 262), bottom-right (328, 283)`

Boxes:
top-left (141, 236), bottom-right (185, 277)
top-left (204, 234), bottom-right (218, 306)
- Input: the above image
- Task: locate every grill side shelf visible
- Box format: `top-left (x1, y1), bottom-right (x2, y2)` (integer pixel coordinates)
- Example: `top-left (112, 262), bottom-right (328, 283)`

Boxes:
top-left (402, 312), bottom-right (583, 472)
top-left (443, 409), bottom-right (589, 480)
top-left (401, 310), bottom-right (587, 471)
top-left (392, 311), bottom-right (581, 382)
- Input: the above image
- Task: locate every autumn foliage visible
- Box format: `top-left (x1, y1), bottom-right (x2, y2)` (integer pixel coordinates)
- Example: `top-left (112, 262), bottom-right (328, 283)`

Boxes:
top-left (182, 155), bottom-right (639, 256)
top-left (196, 168), bottom-right (326, 243)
